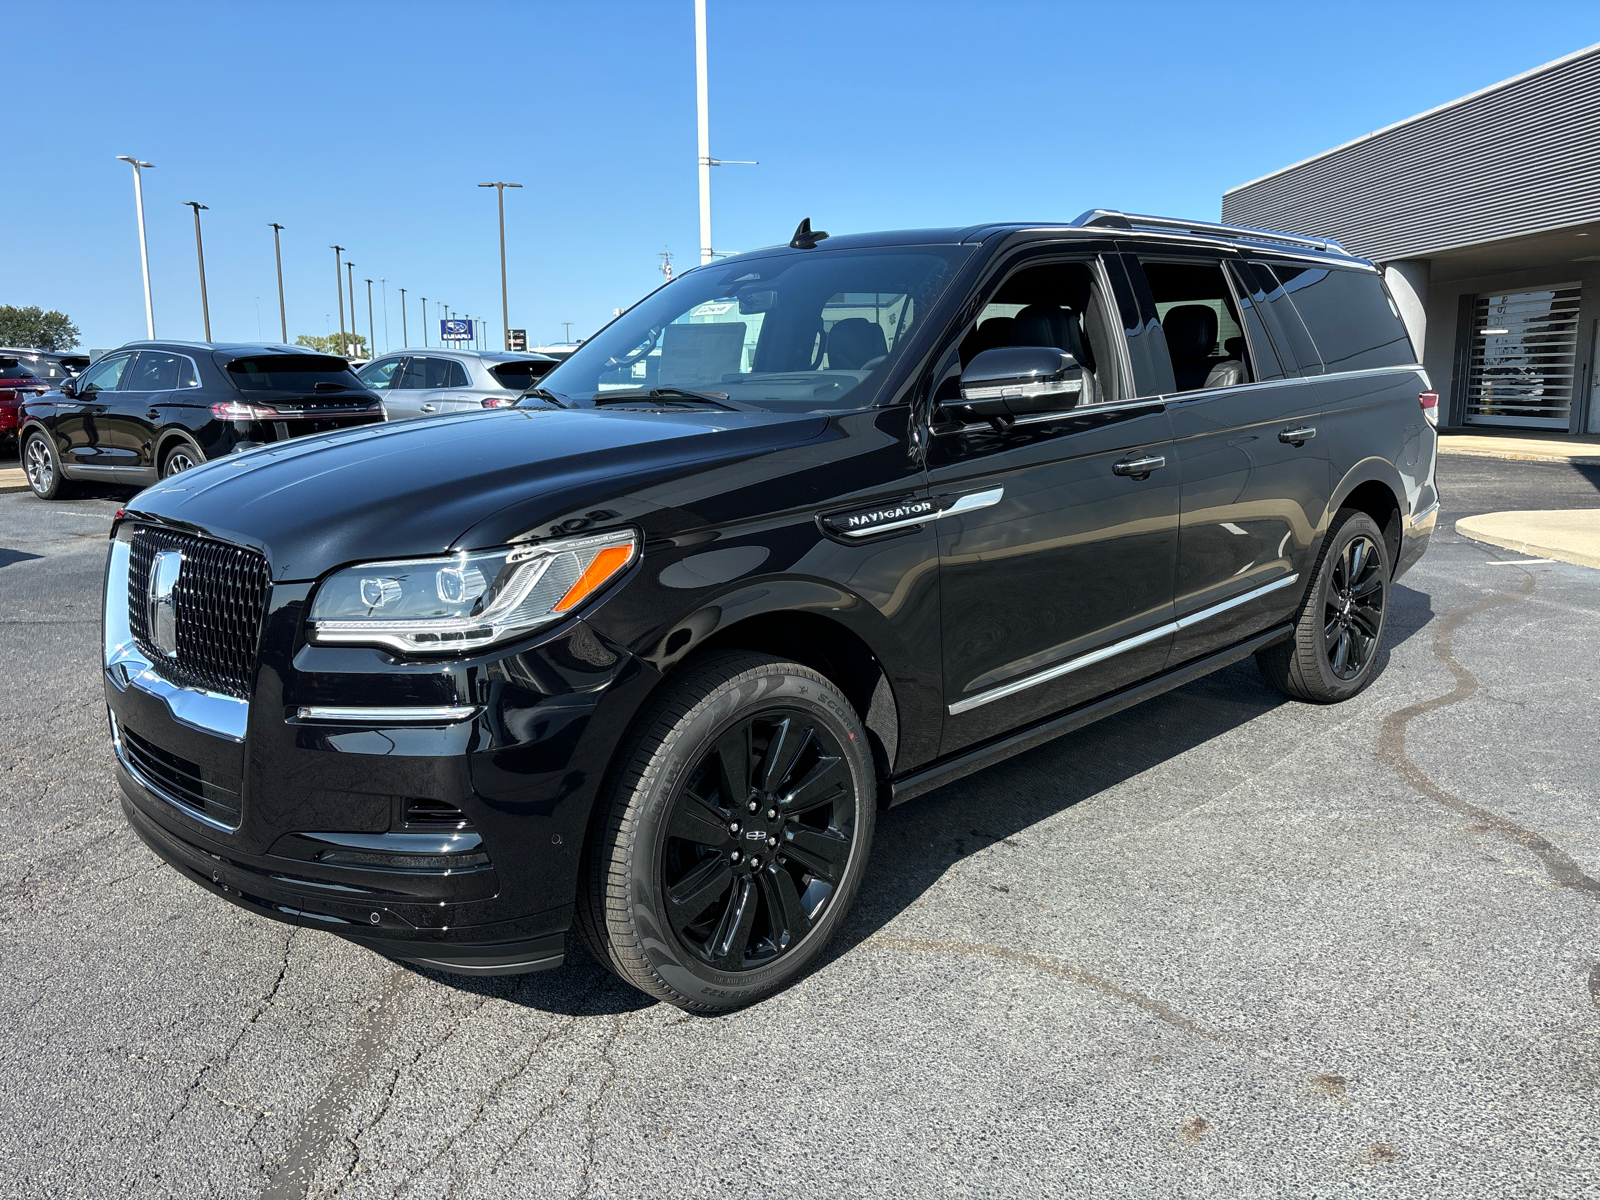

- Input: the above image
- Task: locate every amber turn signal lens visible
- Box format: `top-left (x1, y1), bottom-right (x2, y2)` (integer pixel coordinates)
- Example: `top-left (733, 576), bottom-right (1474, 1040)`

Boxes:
top-left (554, 544), bottom-right (634, 612)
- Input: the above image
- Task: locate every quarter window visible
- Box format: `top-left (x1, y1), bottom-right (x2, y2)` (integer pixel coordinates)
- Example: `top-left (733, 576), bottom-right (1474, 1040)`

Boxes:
top-left (1132, 259), bottom-right (1253, 392)
top-left (1256, 262), bottom-right (1415, 373)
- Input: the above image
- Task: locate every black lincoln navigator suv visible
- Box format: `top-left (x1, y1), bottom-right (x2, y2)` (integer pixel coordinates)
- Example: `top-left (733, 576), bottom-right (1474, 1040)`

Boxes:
top-left (106, 212), bottom-right (1438, 1011)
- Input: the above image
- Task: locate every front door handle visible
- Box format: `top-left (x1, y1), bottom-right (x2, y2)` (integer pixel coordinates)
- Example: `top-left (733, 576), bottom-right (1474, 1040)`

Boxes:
top-left (420, 403), bottom-right (437, 413)
top-left (1279, 426), bottom-right (1316, 445)
top-left (1113, 454), bottom-right (1167, 478)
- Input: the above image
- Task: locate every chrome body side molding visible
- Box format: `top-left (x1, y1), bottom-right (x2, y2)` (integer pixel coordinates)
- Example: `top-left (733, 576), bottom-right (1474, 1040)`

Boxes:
top-left (948, 573), bottom-right (1301, 715)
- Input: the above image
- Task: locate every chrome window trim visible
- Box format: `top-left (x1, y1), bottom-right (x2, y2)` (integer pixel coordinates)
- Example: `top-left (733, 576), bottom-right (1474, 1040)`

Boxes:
top-left (1137, 362), bottom-right (1426, 409)
top-left (947, 573), bottom-right (1300, 715)
top-left (293, 706), bottom-right (481, 724)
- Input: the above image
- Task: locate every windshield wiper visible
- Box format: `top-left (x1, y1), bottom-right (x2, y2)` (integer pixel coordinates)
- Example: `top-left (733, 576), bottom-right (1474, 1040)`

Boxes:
top-left (591, 387), bottom-right (755, 411)
top-left (520, 387), bottom-right (568, 408)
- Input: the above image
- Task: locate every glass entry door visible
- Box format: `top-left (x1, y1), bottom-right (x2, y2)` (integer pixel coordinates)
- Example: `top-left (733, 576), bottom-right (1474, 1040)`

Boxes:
top-left (1465, 284), bottom-right (1582, 429)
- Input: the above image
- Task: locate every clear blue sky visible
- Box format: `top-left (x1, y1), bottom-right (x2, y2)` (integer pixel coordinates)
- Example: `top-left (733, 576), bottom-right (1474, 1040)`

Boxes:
top-left (7, 1), bottom-right (1598, 354)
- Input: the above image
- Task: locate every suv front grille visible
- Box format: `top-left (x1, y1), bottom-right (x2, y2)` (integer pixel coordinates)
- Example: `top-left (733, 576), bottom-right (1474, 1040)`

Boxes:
top-left (128, 527), bottom-right (271, 700)
top-left (119, 726), bottom-right (243, 828)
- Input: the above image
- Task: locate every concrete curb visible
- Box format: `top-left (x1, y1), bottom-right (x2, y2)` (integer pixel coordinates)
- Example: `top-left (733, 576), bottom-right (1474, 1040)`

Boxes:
top-left (0, 467), bottom-right (29, 495)
top-left (1438, 435), bottom-right (1600, 465)
top-left (1455, 509), bottom-right (1600, 570)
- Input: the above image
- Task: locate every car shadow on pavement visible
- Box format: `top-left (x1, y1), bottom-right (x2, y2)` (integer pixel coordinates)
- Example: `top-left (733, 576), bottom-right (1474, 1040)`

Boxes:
top-left (400, 936), bottom-right (659, 1017)
top-left (829, 581), bottom-right (1437, 961)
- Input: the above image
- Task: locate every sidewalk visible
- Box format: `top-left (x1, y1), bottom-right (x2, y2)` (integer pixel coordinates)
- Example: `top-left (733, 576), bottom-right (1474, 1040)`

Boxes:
top-left (1438, 430), bottom-right (1600, 465)
top-left (1456, 509), bottom-right (1600, 569)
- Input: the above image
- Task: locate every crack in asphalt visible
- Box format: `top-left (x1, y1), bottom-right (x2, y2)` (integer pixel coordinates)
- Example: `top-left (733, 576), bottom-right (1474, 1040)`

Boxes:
top-left (569, 1013), bottom-right (630, 1200)
top-left (324, 993), bottom-right (496, 1198)
top-left (259, 967), bottom-right (413, 1200)
top-left (1375, 566), bottom-right (1600, 1016)
top-left (424, 993), bottom-right (612, 1199)
top-left (861, 935), bottom-right (1230, 1044)
top-left (1376, 570), bottom-right (1600, 904)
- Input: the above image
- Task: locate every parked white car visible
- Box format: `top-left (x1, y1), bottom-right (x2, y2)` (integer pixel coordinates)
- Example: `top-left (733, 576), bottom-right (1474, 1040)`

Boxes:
top-left (356, 349), bottom-right (556, 420)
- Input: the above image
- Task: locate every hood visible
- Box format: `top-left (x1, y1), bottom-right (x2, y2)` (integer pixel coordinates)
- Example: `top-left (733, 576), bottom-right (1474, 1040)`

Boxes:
top-left (127, 406), bottom-right (829, 580)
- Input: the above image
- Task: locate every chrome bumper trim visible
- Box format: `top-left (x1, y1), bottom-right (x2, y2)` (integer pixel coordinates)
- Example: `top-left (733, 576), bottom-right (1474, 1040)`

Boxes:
top-left (293, 706), bottom-right (481, 724)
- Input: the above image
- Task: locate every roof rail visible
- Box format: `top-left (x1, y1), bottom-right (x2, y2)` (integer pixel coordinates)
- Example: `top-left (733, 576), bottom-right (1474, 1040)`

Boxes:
top-left (1071, 209), bottom-right (1347, 254)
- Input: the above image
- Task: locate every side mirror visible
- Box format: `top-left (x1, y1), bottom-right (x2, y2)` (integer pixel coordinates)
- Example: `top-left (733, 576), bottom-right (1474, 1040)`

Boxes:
top-left (58, 380), bottom-right (77, 398)
top-left (947, 347), bottom-right (1083, 426)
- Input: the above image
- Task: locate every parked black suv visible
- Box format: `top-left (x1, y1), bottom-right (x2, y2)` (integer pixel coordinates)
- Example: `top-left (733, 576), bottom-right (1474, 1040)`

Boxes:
top-left (106, 213), bottom-right (1438, 1011)
top-left (22, 342), bottom-right (383, 498)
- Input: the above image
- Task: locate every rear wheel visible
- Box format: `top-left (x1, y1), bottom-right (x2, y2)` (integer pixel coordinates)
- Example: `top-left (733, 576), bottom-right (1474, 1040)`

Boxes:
top-left (160, 439), bottom-right (203, 478)
top-left (22, 430), bottom-right (72, 500)
top-left (1256, 508), bottom-right (1390, 703)
top-left (577, 651), bottom-right (876, 1012)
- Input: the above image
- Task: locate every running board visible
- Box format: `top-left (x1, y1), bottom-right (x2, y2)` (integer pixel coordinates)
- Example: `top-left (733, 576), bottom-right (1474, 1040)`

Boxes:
top-left (887, 624), bottom-right (1293, 808)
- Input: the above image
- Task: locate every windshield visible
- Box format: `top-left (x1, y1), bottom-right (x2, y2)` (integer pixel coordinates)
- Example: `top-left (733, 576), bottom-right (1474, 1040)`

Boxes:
top-left (226, 355), bottom-right (364, 394)
top-left (532, 247), bottom-right (969, 412)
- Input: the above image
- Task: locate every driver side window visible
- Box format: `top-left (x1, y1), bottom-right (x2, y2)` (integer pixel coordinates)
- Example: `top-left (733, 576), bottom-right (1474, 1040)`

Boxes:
top-left (936, 258), bottom-right (1124, 406)
top-left (77, 354), bottom-right (131, 395)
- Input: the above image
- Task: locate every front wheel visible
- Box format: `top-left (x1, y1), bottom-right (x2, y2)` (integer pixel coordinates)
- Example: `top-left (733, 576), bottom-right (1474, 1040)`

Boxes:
top-left (577, 652), bottom-right (876, 1012)
top-left (1256, 508), bottom-right (1390, 703)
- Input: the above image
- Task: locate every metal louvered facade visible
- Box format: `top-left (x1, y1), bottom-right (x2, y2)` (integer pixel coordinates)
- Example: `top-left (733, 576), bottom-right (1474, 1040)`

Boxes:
top-left (1222, 44), bottom-right (1600, 433)
top-left (1221, 45), bottom-right (1600, 261)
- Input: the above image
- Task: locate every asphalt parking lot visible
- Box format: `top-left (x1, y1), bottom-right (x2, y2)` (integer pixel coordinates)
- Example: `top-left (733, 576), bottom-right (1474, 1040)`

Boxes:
top-left (2, 457), bottom-right (1597, 1199)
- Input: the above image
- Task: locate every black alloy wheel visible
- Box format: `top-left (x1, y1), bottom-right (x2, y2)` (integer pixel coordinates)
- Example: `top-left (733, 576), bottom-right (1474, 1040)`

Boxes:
top-left (1256, 507), bottom-right (1391, 703)
top-left (577, 651), bottom-right (876, 1012)
top-left (662, 709), bottom-right (856, 972)
top-left (1323, 533), bottom-right (1384, 680)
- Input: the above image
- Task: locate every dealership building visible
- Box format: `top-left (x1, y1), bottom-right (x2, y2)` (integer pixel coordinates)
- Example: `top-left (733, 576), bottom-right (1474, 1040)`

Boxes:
top-left (1222, 43), bottom-right (1600, 435)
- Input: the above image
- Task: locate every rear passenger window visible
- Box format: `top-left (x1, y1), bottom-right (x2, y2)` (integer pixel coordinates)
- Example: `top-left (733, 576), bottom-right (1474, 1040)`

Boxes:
top-left (1252, 262), bottom-right (1415, 373)
top-left (1133, 259), bottom-right (1253, 392)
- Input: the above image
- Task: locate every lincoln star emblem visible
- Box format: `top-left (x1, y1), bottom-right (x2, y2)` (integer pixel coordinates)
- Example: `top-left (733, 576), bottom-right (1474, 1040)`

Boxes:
top-left (147, 550), bottom-right (183, 659)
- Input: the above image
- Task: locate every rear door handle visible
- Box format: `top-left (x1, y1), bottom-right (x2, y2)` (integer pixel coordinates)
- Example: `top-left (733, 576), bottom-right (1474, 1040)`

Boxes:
top-left (420, 403), bottom-right (437, 413)
top-left (1279, 426), bottom-right (1316, 445)
top-left (1113, 454), bottom-right (1167, 478)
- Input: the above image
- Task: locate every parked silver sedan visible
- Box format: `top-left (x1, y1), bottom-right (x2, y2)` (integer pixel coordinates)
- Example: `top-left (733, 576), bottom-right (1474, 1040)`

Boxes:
top-left (355, 349), bottom-right (556, 420)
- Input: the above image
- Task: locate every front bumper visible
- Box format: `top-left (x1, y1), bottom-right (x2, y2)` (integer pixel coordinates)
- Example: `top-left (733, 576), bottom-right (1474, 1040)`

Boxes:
top-left (106, 526), bottom-right (658, 974)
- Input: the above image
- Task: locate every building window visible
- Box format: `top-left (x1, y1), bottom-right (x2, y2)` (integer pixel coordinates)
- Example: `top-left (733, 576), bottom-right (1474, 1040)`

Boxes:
top-left (1466, 285), bottom-right (1582, 429)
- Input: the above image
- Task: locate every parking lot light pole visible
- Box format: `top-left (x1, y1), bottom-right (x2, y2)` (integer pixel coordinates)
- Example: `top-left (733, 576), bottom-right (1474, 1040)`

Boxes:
top-left (269, 224), bottom-right (287, 342)
top-left (183, 202), bottom-right (212, 342)
top-left (420, 297), bottom-right (428, 347)
top-left (346, 261), bottom-right (358, 356)
top-left (380, 278), bottom-right (389, 352)
top-left (331, 246), bottom-right (347, 352)
top-left (117, 157), bottom-right (156, 337)
top-left (477, 182), bottom-right (522, 350)
top-left (365, 279), bottom-right (375, 362)
top-left (399, 288), bottom-right (407, 346)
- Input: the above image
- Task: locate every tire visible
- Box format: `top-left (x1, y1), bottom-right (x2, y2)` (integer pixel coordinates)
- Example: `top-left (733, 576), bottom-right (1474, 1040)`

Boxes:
top-left (1256, 508), bottom-right (1390, 703)
top-left (160, 439), bottom-right (204, 478)
top-left (22, 430), bottom-right (73, 500)
top-left (576, 651), bottom-right (877, 1012)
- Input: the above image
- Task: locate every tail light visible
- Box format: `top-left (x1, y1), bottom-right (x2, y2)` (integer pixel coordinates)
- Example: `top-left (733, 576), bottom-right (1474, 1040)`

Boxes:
top-left (482, 395), bottom-right (517, 408)
top-left (213, 401), bottom-right (280, 420)
top-left (1418, 390), bottom-right (1439, 426)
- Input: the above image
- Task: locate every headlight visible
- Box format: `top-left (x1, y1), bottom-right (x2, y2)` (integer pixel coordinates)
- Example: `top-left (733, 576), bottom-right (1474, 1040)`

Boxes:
top-left (308, 528), bottom-right (637, 654)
